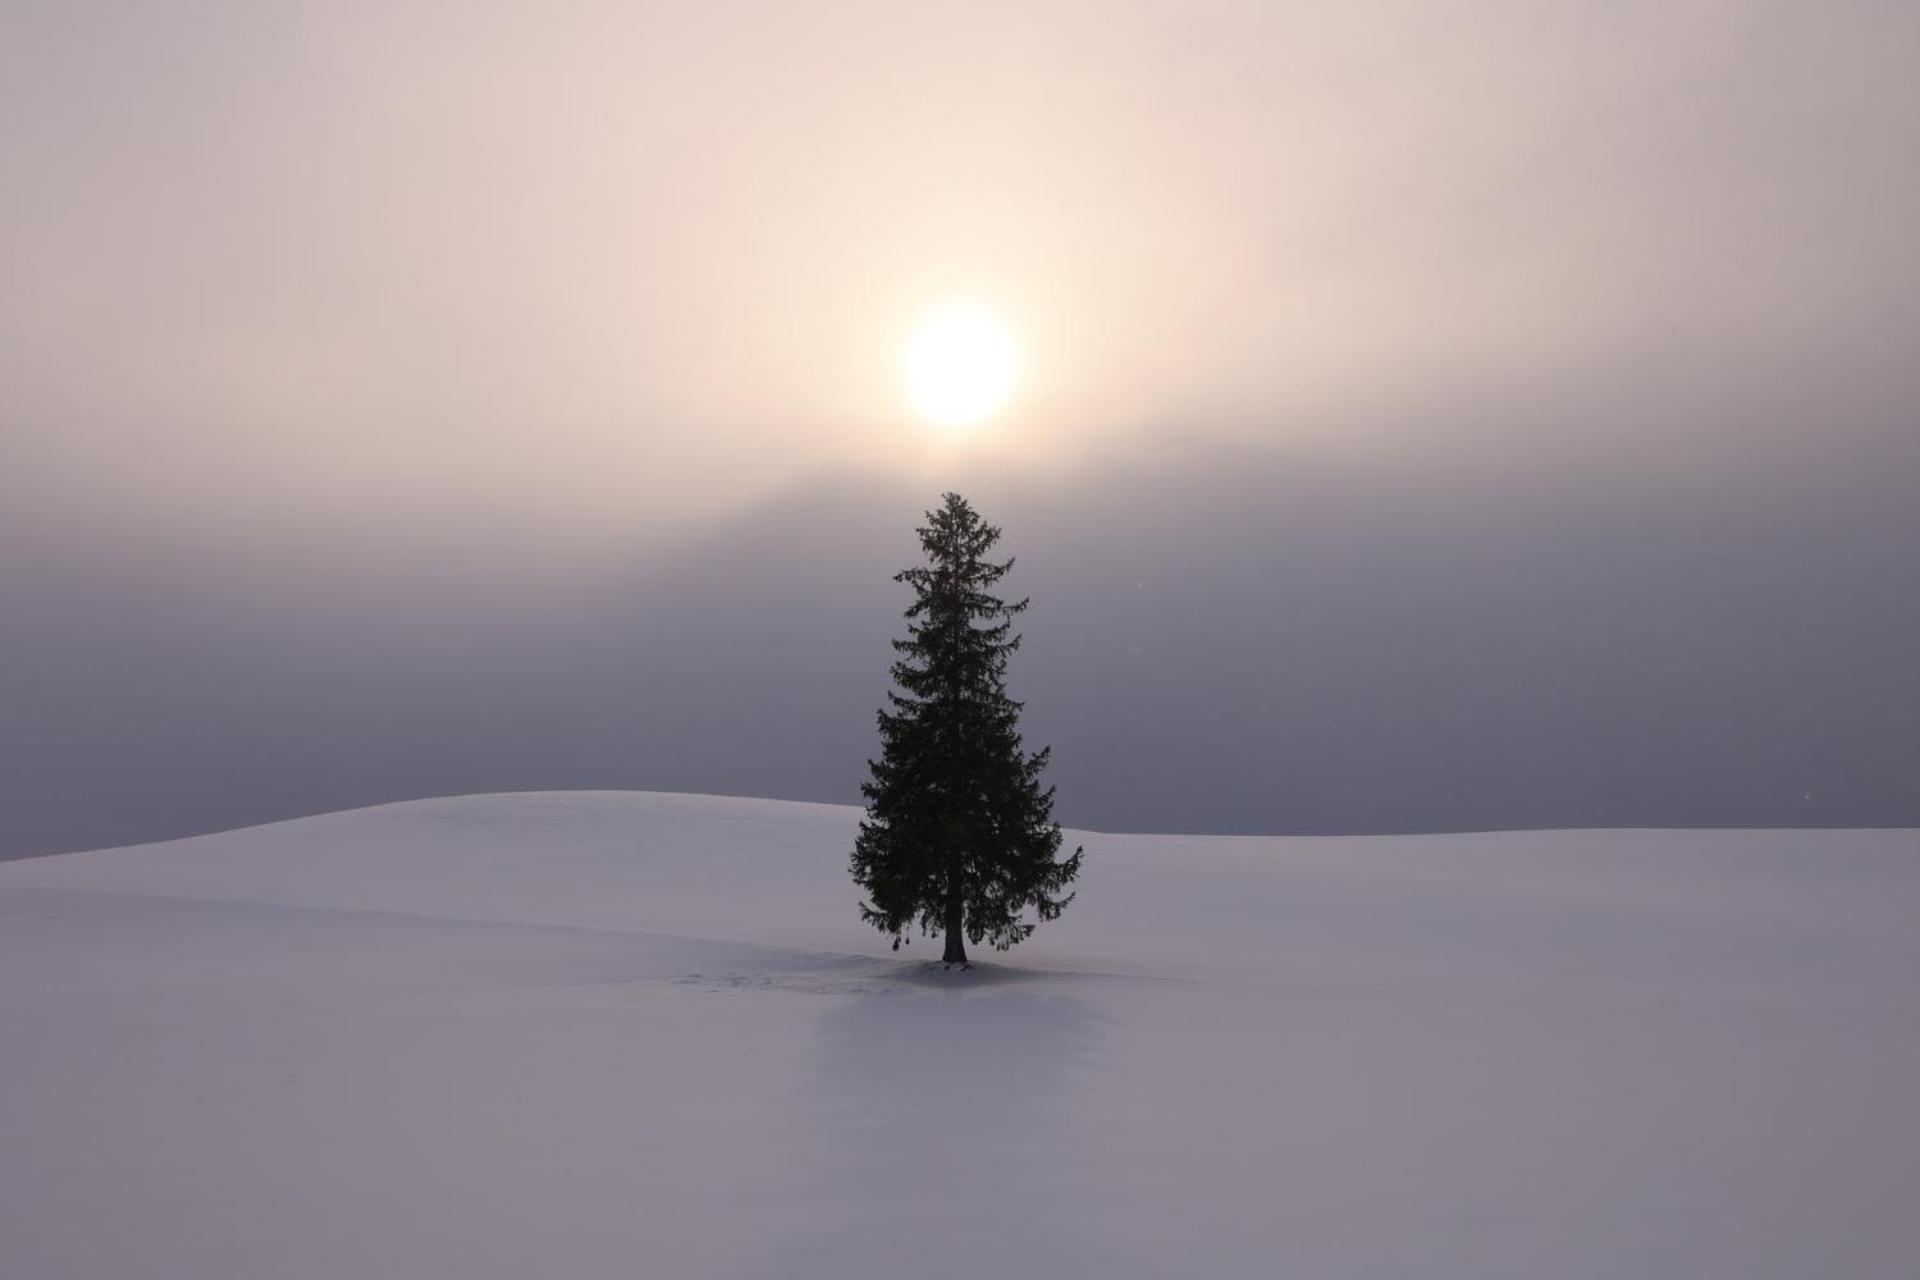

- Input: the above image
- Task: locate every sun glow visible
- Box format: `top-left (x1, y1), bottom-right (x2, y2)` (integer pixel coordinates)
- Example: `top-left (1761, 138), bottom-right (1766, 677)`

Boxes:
top-left (905, 305), bottom-right (1018, 427)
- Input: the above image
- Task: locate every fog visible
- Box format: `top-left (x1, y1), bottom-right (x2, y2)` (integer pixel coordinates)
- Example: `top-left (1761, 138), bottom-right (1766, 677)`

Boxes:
top-left (3, 1), bottom-right (1917, 855)
top-left (7, 396), bottom-right (1916, 858)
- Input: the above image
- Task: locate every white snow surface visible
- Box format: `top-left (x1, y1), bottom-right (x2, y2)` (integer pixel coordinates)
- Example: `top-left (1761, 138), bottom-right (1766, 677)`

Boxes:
top-left (2, 791), bottom-right (1915, 1278)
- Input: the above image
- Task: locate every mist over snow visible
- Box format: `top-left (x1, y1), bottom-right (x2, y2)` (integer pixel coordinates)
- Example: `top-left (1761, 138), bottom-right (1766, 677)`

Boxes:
top-left (4, 443), bottom-right (1917, 860)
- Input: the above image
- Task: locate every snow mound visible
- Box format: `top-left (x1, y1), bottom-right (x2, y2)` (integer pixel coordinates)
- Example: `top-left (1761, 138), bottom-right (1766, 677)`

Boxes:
top-left (2, 792), bottom-right (1915, 1278)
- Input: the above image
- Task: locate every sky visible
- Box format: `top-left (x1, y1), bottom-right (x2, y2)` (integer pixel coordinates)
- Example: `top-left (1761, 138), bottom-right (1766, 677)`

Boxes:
top-left (3, 0), bottom-right (1917, 857)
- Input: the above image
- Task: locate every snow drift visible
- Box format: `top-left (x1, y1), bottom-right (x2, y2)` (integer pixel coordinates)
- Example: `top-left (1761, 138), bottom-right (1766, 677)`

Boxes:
top-left (2, 792), bottom-right (1914, 1277)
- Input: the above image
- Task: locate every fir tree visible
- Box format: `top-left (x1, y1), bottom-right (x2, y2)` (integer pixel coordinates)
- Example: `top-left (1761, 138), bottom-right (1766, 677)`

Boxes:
top-left (851, 492), bottom-right (1083, 966)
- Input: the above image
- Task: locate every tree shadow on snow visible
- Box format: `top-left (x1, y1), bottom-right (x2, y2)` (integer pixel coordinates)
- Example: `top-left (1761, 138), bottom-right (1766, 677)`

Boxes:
top-left (770, 976), bottom-right (1113, 1276)
top-left (883, 957), bottom-right (1066, 988)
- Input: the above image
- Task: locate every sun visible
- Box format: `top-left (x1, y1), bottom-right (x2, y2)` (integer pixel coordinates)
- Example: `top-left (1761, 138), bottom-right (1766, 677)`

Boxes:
top-left (905, 304), bottom-right (1017, 427)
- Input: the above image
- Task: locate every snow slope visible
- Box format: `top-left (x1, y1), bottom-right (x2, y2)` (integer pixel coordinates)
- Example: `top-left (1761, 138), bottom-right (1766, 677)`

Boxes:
top-left (2, 792), bottom-right (1915, 1278)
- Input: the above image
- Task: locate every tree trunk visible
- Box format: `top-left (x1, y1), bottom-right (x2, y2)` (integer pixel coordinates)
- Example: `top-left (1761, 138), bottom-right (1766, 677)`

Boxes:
top-left (942, 888), bottom-right (967, 965)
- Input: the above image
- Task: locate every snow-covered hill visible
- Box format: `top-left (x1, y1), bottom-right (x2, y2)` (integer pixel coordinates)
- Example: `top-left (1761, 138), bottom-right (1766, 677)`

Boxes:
top-left (2, 792), bottom-right (1915, 1277)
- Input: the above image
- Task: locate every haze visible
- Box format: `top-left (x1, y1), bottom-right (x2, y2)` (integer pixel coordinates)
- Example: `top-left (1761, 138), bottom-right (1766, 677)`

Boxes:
top-left (3, 1), bottom-right (1917, 858)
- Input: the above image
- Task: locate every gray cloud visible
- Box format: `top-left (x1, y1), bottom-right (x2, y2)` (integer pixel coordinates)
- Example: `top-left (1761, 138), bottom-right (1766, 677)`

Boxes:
top-left (2, 1), bottom-right (1916, 854)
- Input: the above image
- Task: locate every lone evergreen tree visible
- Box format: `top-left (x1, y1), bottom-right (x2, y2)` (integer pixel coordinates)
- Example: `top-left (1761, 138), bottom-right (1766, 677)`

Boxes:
top-left (851, 492), bottom-right (1082, 966)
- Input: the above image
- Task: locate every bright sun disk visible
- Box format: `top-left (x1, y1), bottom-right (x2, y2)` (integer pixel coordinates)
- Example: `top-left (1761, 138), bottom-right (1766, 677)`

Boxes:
top-left (905, 305), bottom-right (1017, 427)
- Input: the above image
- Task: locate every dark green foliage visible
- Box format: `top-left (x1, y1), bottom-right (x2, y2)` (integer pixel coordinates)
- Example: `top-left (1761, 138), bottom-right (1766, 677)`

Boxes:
top-left (850, 493), bottom-right (1083, 965)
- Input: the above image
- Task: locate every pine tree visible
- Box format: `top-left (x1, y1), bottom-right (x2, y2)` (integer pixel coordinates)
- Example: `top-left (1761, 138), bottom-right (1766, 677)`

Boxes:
top-left (851, 492), bottom-right (1083, 966)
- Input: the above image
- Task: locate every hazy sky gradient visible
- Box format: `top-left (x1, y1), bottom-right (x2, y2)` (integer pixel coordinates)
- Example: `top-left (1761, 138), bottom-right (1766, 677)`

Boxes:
top-left (3, 1), bottom-right (1916, 855)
